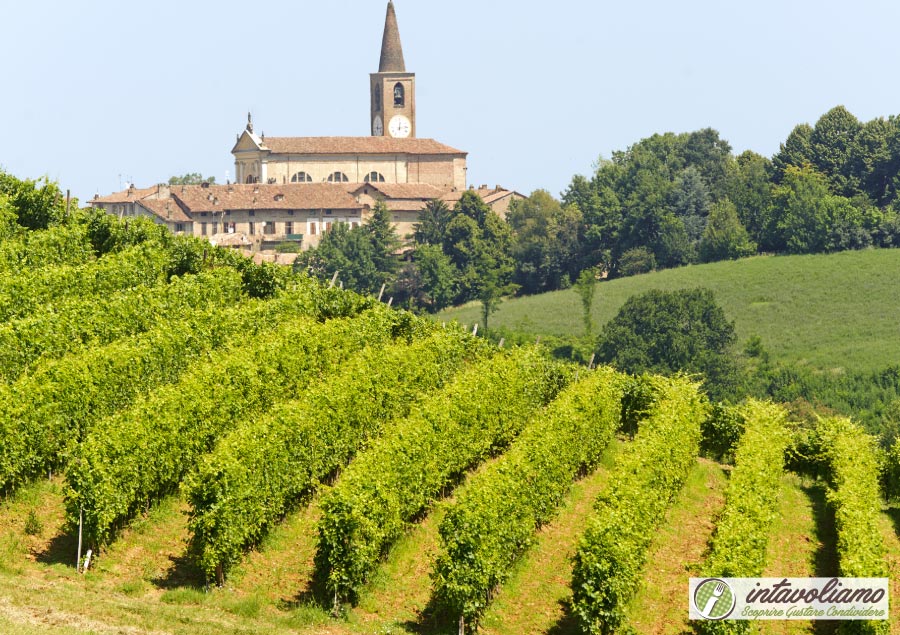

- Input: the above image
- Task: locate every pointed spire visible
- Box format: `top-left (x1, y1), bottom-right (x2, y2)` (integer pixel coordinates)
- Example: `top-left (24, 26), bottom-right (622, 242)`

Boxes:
top-left (379, 1), bottom-right (406, 73)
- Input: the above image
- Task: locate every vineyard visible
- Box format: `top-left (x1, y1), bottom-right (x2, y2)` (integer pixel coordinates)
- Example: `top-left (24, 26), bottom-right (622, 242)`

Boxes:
top-left (0, 208), bottom-right (897, 635)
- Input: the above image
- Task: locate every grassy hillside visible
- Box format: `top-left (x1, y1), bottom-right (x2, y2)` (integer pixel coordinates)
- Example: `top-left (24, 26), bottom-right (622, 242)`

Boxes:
top-left (437, 249), bottom-right (900, 374)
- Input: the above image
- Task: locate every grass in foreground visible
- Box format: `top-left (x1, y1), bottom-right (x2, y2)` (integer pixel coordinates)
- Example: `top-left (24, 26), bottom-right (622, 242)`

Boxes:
top-left (437, 250), bottom-right (900, 373)
top-left (477, 441), bottom-right (620, 635)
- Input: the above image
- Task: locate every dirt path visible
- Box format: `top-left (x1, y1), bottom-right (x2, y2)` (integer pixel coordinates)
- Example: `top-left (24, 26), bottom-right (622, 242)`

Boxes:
top-left (760, 475), bottom-right (836, 635)
top-left (477, 444), bottom-right (621, 635)
top-left (625, 458), bottom-right (728, 635)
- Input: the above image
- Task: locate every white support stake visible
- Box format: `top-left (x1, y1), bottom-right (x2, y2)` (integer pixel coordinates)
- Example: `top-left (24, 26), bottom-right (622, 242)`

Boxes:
top-left (82, 549), bottom-right (93, 573)
top-left (76, 506), bottom-right (83, 572)
top-left (329, 271), bottom-right (339, 288)
top-left (377, 283), bottom-right (386, 302)
top-left (472, 324), bottom-right (478, 336)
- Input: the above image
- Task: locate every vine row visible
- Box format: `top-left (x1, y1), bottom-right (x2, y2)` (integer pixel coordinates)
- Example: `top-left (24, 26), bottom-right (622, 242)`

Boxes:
top-left (570, 375), bottom-right (706, 635)
top-left (431, 367), bottom-right (627, 630)
top-left (315, 347), bottom-right (570, 605)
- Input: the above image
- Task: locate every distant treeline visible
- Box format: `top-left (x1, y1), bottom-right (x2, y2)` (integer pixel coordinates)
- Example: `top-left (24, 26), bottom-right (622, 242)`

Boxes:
top-left (562, 105), bottom-right (900, 279)
top-left (298, 106), bottom-right (900, 320)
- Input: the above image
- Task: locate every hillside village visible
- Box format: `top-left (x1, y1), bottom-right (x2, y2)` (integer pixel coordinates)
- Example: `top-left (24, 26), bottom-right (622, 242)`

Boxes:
top-left (89, 2), bottom-right (520, 261)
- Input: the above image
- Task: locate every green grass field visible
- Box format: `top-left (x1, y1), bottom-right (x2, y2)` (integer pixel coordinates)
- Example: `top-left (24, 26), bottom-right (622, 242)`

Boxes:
top-left (437, 249), bottom-right (900, 373)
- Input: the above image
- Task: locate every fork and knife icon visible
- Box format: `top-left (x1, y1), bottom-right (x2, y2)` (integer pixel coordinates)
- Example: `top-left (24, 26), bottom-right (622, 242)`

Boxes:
top-left (701, 581), bottom-right (727, 617)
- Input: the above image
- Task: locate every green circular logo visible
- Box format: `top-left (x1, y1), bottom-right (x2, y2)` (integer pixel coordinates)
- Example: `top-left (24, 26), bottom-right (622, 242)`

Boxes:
top-left (694, 578), bottom-right (736, 620)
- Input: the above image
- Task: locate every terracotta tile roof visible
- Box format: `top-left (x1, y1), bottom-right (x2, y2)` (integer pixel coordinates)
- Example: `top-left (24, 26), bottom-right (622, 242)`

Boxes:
top-left (172, 183), bottom-right (363, 212)
top-left (138, 199), bottom-right (192, 224)
top-left (92, 186), bottom-right (158, 204)
top-left (482, 190), bottom-right (522, 205)
top-left (352, 183), bottom-right (449, 200)
top-left (441, 188), bottom-right (497, 204)
top-left (261, 136), bottom-right (466, 156)
top-left (383, 200), bottom-right (428, 212)
top-left (210, 233), bottom-right (252, 247)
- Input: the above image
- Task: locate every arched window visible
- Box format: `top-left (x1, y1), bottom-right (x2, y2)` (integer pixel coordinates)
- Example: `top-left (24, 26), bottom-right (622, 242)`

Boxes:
top-left (244, 174), bottom-right (258, 184)
top-left (326, 172), bottom-right (349, 183)
top-left (393, 82), bottom-right (404, 107)
top-left (291, 171), bottom-right (312, 183)
top-left (363, 171), bottom-right (386, 183)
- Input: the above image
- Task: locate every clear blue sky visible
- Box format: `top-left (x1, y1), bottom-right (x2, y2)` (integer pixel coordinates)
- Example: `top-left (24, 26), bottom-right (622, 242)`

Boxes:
top-left (2, 0), bottom-right (898, 204)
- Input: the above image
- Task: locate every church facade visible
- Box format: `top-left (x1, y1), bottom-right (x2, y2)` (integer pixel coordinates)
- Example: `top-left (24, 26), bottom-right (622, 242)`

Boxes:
top-left (91, 2), bottom-right (520, 252)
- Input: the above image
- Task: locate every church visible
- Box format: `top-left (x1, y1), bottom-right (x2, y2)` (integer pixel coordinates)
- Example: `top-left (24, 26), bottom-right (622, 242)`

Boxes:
top-left (91, 2), bottom-right (520, 252)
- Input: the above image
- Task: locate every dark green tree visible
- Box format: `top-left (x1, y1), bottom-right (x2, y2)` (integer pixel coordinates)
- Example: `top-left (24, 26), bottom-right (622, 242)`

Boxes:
top-left (507, 190), bottom-right (583, 294)
top-left (596, 288), bottom-right (740, 401)
top-left (366, 202), bottom-right (401, 288)
top-left (809, 105), bottom-right (862, 196)
top-left (699, 199), bottom-right (756, 262)
top-left (573, 268), bottom-right (598, 339)
top-left (413, 199), bottom-right (453, 246)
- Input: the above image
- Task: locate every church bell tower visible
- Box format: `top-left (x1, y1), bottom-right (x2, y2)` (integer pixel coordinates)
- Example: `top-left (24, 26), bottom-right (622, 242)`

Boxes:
top-left (370, 1), bottom-right (416, 138)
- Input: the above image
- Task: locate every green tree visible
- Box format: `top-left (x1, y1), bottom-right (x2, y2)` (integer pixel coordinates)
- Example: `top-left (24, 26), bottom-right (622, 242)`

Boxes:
top-left (413, 199), bottom-right (453, 246)
top-left (573, 268), bottom-right (597, 339)
top-left (596, 288), bottom-right (740, 401)
top-left (168, 173), bottom-right (216, 185)
top-left (773, 123), bottom-right (814, 180)
top-left (507, 190), bottom-right (583, 294)
top-left (768, 165), bottom-right (868, 254)
top-left (699, 199), bottom-right (756, 262)
top-left (725, 150), bottom-right (773, 245)
top-left (365, 202), bottom-right (401, 289)
top-left (810, 105), bottom-right (862, 196)
top-left (394, 244), bottom-right (458, 312)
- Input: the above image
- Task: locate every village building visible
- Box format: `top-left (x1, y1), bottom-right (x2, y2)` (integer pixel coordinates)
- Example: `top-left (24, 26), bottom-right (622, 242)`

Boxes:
top-left (91, 2), bottom-right (522, 251)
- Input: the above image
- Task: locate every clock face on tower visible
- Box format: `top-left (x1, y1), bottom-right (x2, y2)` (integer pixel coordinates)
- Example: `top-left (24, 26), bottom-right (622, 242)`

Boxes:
top-left (373, 115), bottom-right (384, 136)
top-left (388, 115), bottom-right (411, 138)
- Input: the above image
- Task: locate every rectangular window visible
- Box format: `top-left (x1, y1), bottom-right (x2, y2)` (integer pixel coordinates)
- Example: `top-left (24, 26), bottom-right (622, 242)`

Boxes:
top-left (212, 222), bottom-right (218, 235)
top-left (308, 221), bottom-right (318, 236)
top-left (249, 222), bottom-right (255, 235)
top-left (325, 221), bottom-right (333, 233)
top-left (285, 221), bottom-right (293, 236)
top-left (175, 223), bottom-right (184, 233)
top-left (264, 222), bottom-right (275, 235)
top-left (249, 210), bottom-right (255, 217)
top-left (201, 222), bottom-right (207, 236)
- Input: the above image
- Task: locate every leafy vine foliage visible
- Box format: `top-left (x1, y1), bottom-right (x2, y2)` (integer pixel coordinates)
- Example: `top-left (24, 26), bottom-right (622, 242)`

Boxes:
top-left (315, 347), bottom-right (571, 605)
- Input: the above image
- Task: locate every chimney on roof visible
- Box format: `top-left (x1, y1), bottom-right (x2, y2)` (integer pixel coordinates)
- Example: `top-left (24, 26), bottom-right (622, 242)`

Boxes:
top-left (201, 181), bottom-right (210, 189)
top-left (379, 1), bottom-right (406, 72)
top-left (495, 185), bottom-right (502, 191)
top-left (480, 184), bottom-right (487, 190)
